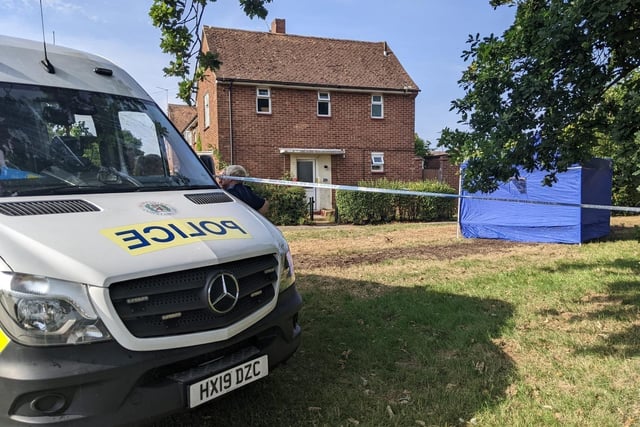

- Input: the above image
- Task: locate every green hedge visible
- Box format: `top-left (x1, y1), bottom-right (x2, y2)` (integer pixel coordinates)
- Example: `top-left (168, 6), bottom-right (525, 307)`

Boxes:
top-left (336, 179), bottom-right (457, 224)
top-left (253, 183), bottom-right (309, 225)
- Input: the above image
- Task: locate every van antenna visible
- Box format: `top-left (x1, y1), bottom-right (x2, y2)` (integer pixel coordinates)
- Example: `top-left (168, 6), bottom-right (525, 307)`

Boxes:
top-left (39, 0), bottom-right (55, 74)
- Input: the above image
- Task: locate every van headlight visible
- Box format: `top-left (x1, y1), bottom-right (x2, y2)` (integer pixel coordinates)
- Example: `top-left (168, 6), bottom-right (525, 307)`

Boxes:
top-left (0, 272), bottom-right (111, 346)
top-left (267, 227), bottom-right (296, 293)
top-left (278, 248), bottom-right (296, 293)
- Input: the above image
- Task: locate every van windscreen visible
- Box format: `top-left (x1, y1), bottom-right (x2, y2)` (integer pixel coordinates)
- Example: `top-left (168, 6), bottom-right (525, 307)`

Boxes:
top-left (0, 83), bottom-right (216, 196)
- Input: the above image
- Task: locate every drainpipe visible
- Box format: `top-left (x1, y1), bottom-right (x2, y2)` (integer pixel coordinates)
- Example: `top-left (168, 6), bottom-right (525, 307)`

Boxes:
top-left (228, 81), bottom-right (234, 164)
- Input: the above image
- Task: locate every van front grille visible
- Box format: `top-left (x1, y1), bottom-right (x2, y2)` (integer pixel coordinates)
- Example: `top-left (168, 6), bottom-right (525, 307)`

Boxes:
top-left (109, 254), bottom-right (278, 338)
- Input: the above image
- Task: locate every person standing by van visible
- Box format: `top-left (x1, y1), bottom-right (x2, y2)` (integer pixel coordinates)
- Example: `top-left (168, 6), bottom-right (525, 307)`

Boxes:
top-left (219, 165), bottom-right (269, 215)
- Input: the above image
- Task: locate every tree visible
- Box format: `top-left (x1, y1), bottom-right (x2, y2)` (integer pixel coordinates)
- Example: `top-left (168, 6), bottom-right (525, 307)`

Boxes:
top-left (149, 0), bottom-right (273, 104)
top-left (414, 133), bottom-right (430, 158)
top-left (592, 70), bottom-right (640, 208)
top-left (439, 0), bottom-right (640, 193)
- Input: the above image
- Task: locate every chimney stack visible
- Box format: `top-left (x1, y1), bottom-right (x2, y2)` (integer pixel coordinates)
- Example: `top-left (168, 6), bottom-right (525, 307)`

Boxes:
top-left (270, 18), bottom-right (286, 34)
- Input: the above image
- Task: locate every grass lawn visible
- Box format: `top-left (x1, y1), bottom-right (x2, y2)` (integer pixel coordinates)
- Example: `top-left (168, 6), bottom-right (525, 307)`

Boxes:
top-left (152, 216), bottom-right (640, 427)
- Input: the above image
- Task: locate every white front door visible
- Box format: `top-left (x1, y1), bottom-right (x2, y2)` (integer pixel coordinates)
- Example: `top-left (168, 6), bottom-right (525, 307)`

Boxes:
top-left (296, 159), bottom-right (317, 210)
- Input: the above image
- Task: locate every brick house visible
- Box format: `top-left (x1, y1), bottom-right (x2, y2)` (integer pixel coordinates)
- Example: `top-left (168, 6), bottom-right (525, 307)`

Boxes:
top-left (195, 18), bottom-right (422, 210)
top-left (167, 104), bottom-right (197, 148)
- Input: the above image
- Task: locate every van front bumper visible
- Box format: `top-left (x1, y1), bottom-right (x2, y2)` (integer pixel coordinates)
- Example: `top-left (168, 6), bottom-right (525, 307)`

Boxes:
top-left (0, 285), bottom-right (302, 426)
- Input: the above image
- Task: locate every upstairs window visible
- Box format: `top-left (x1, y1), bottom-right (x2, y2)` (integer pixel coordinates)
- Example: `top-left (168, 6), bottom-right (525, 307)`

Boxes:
top-left (371, 94), bottom-right (384, 119)
top-left (371, 152), bottom-right (385, 172)
top-left (203, 93), bottom-right (210, 128)
top-left (256, 88), bottom-right (271, 114)
top-left (317, 92), bottom-right (331, 117)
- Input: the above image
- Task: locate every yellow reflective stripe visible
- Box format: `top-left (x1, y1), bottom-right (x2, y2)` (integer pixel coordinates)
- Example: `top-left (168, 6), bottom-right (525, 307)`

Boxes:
top-left (101, 217), bottom-right (252, 255)
top-left (0, 329), bottom-right (10, 353)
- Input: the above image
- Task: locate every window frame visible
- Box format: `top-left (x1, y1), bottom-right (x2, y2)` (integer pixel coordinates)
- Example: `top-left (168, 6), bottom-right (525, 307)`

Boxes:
top-left (317, 91), bottom-right (331, 117)
top-left (256, 87), bottom-right (272, 114)
top-left (371, 94), bottom-right (384, 119)
top-left (371, 152), bottom-right (385, 173)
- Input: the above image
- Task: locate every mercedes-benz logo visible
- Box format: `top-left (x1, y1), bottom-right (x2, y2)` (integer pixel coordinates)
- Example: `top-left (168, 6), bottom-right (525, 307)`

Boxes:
top-left (206, 272), bottom-right (240, 314)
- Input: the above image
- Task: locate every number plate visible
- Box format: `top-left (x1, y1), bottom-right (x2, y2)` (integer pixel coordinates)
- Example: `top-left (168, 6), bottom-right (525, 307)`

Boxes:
top-left (188, 355), bottom-right (268, 408)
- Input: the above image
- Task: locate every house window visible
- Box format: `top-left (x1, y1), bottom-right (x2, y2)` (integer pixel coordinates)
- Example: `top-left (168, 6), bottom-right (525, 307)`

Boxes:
top-left (256, 87), bottom-right (271, 114)
top-left (203, 93), bottom-right (210, 128)
top-left (317, 91), bottom-right (331, 117)
top-left (371, 152), bottom-right (385, 172)
top-left (371, 94), bottom-right (384, 119)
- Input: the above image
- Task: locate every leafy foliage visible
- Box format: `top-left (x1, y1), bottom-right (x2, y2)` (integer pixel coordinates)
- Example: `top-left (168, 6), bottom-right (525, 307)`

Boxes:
top-left (414, 133), bottom-right (430, 158)
top-left (336, 179), bottom-right (457, 224)
top-left (149, 0), bottom-right (273, 104)
top-left (593, 71), bottom-right (640, 209)
top-left (253, 183), bottom-right (309, 226)
top-left (439, 0), bottom-right (640, 194)
top-left (336, 185), bottom-right (395, 225)
top-left (394, 181), bottom-right (457, 222)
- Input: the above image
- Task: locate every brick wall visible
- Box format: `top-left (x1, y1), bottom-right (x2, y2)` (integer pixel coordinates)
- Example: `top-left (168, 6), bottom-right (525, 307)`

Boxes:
top-left (423, 153), bottom-right (460, 191)
top-left (201, 81), bottom-right (422, 184)
top-left (196, 70), bottom-right (220, 154)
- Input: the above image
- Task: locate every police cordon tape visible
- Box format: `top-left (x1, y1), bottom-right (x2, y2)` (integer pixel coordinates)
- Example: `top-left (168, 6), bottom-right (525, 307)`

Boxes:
top-left (217, 175), bottom-right (640, 214)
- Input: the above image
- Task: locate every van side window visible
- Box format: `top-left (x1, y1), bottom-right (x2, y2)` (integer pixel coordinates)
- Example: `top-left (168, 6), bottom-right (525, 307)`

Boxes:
top-left (119, 111), bottom-right (162, 174)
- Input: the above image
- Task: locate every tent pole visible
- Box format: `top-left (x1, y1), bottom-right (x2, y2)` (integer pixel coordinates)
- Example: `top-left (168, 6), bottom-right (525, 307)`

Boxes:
top-left (457, 167), bottom-right (462, 239)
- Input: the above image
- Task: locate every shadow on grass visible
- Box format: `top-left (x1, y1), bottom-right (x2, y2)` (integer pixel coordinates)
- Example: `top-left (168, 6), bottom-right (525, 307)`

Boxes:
top-left (535, 251), bottom-right (640, 359)
top-left (151, 274), bottom-right (515, 426)
top-left (604, 221), bottom-right (640, 242)
top-left (575, 278), bottom-right (640, 358)
top-left (536, 253), bottom-right (640, 358)
top-left (538, 258), bottom-right (640, 275)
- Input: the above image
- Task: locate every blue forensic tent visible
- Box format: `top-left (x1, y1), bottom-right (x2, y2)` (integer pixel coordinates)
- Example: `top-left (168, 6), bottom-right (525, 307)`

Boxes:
top-left (459, 158), bottom-right (612, 244)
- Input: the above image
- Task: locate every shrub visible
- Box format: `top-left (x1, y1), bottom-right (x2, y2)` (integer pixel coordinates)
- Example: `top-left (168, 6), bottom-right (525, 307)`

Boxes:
top-left (398, 180), bottom-right (458, 221)
top-left (253, 183), bottom-right (308, 225)
top-left (336, 179), bottom-right (456, 224)
top-left (335, 179), bottom-right (395, 224)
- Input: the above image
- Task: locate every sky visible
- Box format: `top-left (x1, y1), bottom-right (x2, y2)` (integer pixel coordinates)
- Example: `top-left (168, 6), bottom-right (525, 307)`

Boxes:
top-left (0, 0), bottom-right (516, 148)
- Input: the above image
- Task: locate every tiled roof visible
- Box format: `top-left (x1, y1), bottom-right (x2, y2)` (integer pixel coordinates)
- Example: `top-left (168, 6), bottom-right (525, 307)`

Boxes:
top-left (167, 103), bottom-right (197, 133)
top-left (202, 26), bottom-right (419, 92)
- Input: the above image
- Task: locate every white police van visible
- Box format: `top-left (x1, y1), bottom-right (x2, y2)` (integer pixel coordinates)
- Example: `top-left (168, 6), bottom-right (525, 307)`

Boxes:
top-left (0, 35), bottom-right (301, 426)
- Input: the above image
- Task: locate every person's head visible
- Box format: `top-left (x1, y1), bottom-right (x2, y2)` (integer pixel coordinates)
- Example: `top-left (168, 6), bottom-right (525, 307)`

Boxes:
top-left (134, 154), bottom-right (164, 175)
top-left (219, 164), bottom-right (248, 189)
top-left (224, 165), bottom-right (248, 178)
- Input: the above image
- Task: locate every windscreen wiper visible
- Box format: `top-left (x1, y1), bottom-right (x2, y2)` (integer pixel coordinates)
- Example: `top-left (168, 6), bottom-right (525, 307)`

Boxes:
top-left (7, 185), bottom-right (102, 196)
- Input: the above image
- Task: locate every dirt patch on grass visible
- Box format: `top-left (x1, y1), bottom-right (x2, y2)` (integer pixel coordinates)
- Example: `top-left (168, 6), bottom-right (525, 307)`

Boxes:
top-left (287, 216), bottom-right (640, 272)
top-left (293, 238), bottom-right (530, 270)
